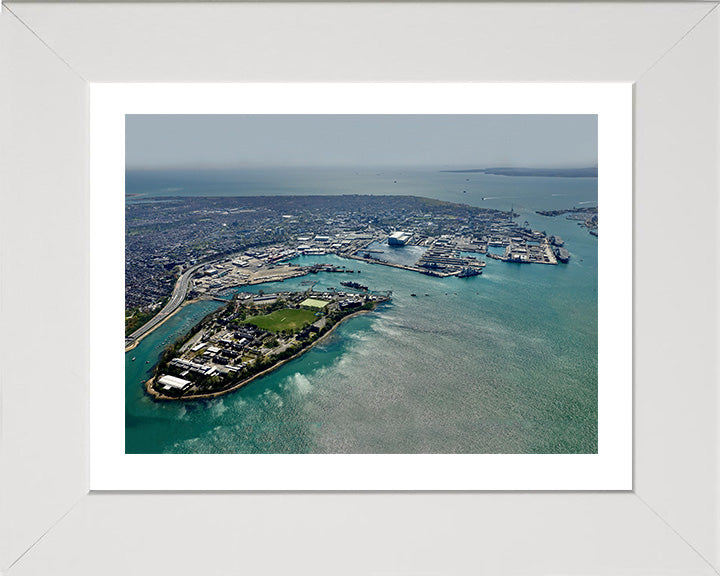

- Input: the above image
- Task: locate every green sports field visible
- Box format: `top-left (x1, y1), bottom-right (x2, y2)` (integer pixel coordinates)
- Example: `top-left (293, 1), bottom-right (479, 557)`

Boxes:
top-left (244, 308), bottom-right (318, 332)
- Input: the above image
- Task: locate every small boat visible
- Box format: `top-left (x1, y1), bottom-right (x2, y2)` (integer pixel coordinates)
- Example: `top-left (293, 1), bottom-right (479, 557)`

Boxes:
top-left (146, 360), bottom-right (150, 364)
top-left (410, 293), bottom-right (417, 297)
top-left (132, 357), bottom-right (136, 361)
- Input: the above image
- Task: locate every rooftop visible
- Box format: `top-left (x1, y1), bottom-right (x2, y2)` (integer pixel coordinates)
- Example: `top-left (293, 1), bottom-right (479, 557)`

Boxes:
top-left (300, 298), bottom-right (330, 309)
top-left (158, 375), bottom-right (192, 390)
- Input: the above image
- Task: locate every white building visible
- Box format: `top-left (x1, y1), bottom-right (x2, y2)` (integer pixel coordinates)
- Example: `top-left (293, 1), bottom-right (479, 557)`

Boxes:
top-left (157, 375), bottom-right (192, 391)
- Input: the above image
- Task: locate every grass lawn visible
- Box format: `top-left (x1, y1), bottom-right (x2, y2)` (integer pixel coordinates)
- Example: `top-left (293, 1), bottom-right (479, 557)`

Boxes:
top-left (245, 308), bottom-right (318, 332)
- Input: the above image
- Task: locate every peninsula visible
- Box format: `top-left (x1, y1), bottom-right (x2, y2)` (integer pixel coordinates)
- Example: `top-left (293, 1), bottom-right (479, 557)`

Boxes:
top-left (536, 205), bottom-right (598, 237)
top-left (440, 166), bottom-right (598, 178)
top-left (147, 289), bottom-right (390, 401)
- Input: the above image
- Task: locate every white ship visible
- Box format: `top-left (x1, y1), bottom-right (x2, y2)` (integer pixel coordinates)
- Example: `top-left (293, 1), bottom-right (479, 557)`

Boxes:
top-left (388, 231), bottom-right (412, 246)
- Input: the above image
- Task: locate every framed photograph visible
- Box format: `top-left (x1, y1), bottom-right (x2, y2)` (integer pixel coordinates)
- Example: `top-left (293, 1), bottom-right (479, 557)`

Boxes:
top-left (89, 83), bottom-right (631, 491)
top-left (2, 2), bottom-right (718, 575)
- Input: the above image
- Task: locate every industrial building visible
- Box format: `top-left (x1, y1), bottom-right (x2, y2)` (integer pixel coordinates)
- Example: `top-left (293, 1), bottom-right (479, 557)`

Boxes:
top-left (157, 374), bottom-right (193, 392)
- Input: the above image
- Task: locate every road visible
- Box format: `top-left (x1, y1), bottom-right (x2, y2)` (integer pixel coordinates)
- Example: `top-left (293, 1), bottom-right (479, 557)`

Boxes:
top-left (125, 263), bottom-right (204, 347)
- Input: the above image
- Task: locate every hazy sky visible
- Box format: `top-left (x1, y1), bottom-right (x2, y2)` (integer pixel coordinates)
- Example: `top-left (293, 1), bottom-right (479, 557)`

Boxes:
top-left (126, 115), bottom-right (597, 170)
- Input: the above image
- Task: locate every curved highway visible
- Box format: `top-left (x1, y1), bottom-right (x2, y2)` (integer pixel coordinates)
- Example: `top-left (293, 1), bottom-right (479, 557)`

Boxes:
top-left (126, 263), bottom-right (204, 346)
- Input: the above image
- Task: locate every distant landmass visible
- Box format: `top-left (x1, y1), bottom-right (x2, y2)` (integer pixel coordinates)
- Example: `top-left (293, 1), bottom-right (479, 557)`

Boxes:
top-left (441, 166), bottom-right (598, 178)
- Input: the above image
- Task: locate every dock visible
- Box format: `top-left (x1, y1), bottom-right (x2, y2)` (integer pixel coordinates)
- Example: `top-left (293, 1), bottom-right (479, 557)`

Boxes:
top-left (343, 253), bottom-right (456, 277)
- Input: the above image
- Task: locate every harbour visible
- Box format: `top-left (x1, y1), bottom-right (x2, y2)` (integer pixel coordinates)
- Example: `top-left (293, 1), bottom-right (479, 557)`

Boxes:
top-left (125, 190), bottom-right (598, 455)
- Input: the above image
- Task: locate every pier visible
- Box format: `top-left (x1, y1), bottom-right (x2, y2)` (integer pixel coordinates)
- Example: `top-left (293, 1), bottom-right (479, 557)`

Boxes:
top-left (344, 253), bottom-right (458, 277)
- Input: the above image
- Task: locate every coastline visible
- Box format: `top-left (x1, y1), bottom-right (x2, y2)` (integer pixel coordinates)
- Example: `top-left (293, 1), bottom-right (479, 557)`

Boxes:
top-left (145, 307), bottom-right (376, 402)
top-left (125, 267), bottom-right (311, 353)
top-left (125, 300), bottom-right (200, 353)
top-left (126, 244), bottom-right (464, 355)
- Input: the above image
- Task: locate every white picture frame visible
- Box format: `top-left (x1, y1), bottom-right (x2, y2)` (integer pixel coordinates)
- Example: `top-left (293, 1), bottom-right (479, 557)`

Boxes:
top-left (1, 2), bottom-right (719, 574)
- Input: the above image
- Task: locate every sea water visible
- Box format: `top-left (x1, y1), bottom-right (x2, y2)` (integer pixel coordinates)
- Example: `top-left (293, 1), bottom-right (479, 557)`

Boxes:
top-left (125, 168), bottom-right (597, 454)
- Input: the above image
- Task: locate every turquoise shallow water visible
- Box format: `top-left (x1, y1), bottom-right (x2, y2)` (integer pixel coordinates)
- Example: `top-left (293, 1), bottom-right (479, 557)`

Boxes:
top-left (126, 171), bottom-right (597, 454)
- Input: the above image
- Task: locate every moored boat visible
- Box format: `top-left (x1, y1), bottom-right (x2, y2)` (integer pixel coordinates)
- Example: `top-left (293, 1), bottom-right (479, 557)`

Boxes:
top-left (458, 267), bottom-right (481, 278)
